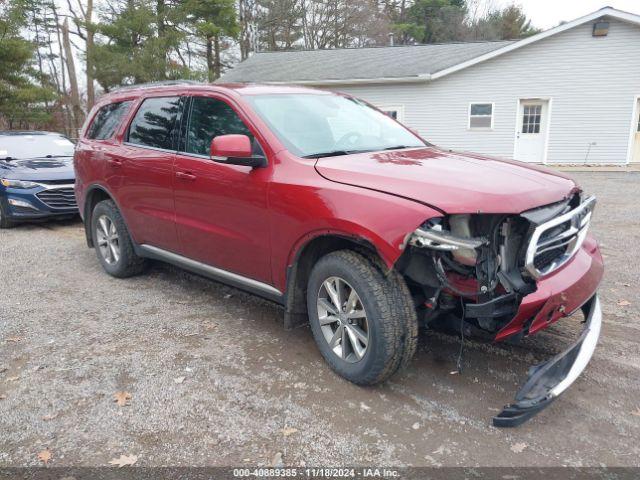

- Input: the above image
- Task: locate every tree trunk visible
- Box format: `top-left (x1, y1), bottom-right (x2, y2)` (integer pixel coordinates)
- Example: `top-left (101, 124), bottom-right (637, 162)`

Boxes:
top-left (213, 35), bottom-right (221, 80)
top-left (206, 37), bottom-right (214, 82)
top-left (239, 0), bottom-right (247, 59)
top-left (239, 0), bottom-right (253, 59)
top-left (51, 4), bottom-right (72, 137)
top-left (156, 0), bottom-right (166, 78)
top-left (86, 0), bottom-right (95, 110)
top-left (400, 0), bottom-right (408, 44)
top-left (333, 0), bottom-right (340, 48)
top-left (62, 18), bottom-right (83, 132)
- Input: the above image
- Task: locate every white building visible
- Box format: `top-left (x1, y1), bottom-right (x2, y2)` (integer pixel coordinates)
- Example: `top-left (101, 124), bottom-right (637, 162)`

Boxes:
top-left (220, 7), bottom-right (640, 165)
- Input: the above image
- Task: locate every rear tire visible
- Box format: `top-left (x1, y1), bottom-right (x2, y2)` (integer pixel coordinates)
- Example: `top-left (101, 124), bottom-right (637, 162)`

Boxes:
top-left (91, 199), bottom-right (146, 278)
top-left (0, 202), bottom-right (15, 229)
top-left (306, 250), bottom-right (418, 385)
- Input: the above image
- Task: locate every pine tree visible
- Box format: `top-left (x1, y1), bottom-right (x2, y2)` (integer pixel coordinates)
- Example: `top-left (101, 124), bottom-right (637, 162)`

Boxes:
top-left (0, 0), bottom-right (57, 129)
top-left (182, 0), bottom-right (238, 81)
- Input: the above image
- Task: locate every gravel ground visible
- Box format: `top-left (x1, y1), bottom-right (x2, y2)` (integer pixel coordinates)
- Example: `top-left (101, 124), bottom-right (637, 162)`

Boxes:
top-left (0, 172), bottom-right (639, 468)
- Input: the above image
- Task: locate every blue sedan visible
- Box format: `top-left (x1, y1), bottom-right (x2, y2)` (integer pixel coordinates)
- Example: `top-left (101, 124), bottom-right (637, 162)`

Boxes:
top-left (0, 131), bottom-right (77, 228)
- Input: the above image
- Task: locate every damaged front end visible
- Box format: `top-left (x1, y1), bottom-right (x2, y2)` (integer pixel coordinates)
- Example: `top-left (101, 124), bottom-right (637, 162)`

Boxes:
top-left (396, 193), bottom-right (601, 426)
top-left (398, 210), bottom-right (538, 336)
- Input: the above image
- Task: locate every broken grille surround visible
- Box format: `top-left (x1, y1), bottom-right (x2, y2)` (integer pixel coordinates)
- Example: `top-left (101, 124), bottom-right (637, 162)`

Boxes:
top-left (524, 196), bottom-right (596, 279)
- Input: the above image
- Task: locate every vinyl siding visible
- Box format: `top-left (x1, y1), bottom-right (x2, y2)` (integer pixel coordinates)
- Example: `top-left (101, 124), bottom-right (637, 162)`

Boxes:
top-left (321, 17), bottom-right (640, 164)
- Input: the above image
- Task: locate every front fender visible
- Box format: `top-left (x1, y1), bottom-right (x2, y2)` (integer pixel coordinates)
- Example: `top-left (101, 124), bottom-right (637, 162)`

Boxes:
top-left (80, 183), bottom-right (132, 248)
top-left (270, 179), bottom-right (441, 292)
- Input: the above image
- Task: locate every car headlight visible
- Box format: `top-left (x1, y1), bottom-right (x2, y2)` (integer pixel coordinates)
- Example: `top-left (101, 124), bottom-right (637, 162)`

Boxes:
top-left (408, 216), bottom-right (488, 266)
top-left (0, 178), bottom-right (40, 189)
top-left (408, 218), bottom-right (487, 251)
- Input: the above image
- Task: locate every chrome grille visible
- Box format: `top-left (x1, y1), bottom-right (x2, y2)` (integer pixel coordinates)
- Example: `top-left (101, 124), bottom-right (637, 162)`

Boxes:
top-left (36, 187), bottom-right (77, 209)
top-left (525, 196), bottom-right (596, 278)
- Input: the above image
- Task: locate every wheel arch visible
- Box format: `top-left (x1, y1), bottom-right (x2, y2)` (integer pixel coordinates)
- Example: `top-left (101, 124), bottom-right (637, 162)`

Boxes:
top-left (283, 232), bottom-right (390, 330)
top-left (82, 184), bottom-right (119, 248)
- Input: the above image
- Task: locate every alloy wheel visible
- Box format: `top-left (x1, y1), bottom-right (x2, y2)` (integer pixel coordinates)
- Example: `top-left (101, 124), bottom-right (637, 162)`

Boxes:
top-left (317, 276), bottom-right (369, 363)
top-left (96, 215), bottom-right (120, 265)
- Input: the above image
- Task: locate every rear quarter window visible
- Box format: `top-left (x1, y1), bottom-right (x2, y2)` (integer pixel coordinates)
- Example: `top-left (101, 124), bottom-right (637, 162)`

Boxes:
top-left (86, 101), bottom-right (132, 140)
top-left (127, 96), bottom-right (181, 150)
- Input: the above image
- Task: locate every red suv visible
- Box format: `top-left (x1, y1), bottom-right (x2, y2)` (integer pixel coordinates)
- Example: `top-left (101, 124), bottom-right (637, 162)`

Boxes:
top-left (75, 82), bottom-right (603, 427)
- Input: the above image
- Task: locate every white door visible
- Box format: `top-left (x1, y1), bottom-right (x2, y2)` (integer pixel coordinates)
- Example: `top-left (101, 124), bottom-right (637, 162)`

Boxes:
top-left (514, 100), bottom-right (549, 163)
top-left (633, 100), bottom-right (640, 163)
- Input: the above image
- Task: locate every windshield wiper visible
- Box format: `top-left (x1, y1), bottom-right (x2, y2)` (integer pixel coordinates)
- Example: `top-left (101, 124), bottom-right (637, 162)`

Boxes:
top-left (303, 146), bottom-right (417, 159)
top-left (302, 150), bottom-right (352, 159)
top-left (9, 154), bottom-right (72, 161)
top-left (40, 154), bottom-right (73, 159)
top-left (382, 145), bottom-right (415, 151)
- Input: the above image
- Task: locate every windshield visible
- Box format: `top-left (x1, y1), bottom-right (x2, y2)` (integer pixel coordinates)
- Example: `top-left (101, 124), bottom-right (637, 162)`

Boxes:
top-left (0, 134), bottom-right (74, 160)
top-left (245, 94), bottom-right (425, 158)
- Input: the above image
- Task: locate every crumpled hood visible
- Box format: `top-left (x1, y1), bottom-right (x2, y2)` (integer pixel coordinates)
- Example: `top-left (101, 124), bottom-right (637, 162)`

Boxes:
top-left (315, 147), bottom-right (577, 214)
top-left (0, 156), bottom-right (75, 182)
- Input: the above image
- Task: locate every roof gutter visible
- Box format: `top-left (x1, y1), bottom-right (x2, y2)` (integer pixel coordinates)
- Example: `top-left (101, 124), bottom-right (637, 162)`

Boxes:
top-left (263, 74), bottom-right (432, 87)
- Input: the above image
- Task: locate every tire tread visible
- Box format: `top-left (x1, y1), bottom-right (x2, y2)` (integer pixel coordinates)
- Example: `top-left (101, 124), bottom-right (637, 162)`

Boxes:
top-left (308, 250), bottom-right (417, 385)
top-left (92, 199), bottom-right (146, 278)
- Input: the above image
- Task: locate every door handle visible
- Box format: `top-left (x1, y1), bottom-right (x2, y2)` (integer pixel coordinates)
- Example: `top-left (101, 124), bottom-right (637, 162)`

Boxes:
top-left (107, 158), bottom-right (122, 168)
top-left (176, 171), bottom-right (197, 181)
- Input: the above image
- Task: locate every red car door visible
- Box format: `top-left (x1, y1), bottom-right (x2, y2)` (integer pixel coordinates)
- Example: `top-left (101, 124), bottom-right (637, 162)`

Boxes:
top-left (117, 95), bottom-right (183, 250)
top-left (172, 94), bottom-right (272, 284)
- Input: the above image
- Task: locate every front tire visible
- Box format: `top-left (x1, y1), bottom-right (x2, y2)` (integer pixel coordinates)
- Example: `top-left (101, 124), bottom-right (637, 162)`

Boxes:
top-left (306, 250), bottom-right (418, 385)
top-left (91, 199), bottom-right (146, 278)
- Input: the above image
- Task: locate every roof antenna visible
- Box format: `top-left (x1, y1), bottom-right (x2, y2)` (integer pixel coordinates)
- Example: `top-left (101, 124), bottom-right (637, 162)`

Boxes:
top-left (388, 32), bottom-right (395, 47)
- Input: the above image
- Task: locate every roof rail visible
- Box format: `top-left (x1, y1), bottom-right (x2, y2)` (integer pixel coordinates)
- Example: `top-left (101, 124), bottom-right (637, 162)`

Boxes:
top-left (111, 80), bottom-right (203, 92)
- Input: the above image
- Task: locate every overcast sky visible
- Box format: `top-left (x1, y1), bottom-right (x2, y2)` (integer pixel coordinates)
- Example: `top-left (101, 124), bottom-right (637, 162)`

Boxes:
top-left (494, 0), bottom-right (640, 29)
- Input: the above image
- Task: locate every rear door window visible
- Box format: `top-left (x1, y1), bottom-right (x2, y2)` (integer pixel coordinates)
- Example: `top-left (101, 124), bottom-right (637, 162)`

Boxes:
top-left (86, 101), bottom-right (132, 140)
top-left (184, 96), bottom-right (258, 156)
top-left (127, 96), bottom-right (181, 150)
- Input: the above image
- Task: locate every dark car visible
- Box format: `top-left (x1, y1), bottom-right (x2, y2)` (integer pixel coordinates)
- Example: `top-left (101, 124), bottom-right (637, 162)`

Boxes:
top-left (75, 83), bottom-right (603, 427)
top-left (0, 131), bottom-right (78, 228)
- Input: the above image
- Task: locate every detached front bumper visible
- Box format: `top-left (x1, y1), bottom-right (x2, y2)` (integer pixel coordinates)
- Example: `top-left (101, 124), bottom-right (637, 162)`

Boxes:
top-left (493, 294), bottom-right (602, 427)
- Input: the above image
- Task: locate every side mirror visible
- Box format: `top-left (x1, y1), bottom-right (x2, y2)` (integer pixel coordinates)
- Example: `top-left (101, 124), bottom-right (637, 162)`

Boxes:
top-left (210, 134), bottom-right (267, 168)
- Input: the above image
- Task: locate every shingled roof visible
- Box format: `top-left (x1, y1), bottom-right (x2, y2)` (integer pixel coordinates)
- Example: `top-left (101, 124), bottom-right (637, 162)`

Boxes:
top-left (219, 7), bottom-right (640, 86)
top-left (219, 41), bottom-right (515, 84)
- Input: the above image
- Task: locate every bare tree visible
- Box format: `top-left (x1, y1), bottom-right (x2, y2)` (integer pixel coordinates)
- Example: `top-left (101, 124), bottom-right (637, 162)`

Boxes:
top-left (50, 3), bottom-right (73, 136)
top-left (239, 0), bottom-right (257, 59)
top-left (64, 0), bottom-right (96, 109)
top-left (62, 18), bottom-right (83, 129)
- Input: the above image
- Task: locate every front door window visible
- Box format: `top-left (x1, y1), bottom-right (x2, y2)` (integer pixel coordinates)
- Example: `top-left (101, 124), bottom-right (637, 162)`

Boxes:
top-left (185, 97), bottom-right (253, 155)
top-left (522, 104), bottom-right (542, 134)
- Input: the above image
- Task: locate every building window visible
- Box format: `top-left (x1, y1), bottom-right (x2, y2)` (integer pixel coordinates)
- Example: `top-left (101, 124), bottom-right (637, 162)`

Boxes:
top-left (377, 105), bottom-right (404, 123)
top-left (468, 103), bottom-right (494, 130)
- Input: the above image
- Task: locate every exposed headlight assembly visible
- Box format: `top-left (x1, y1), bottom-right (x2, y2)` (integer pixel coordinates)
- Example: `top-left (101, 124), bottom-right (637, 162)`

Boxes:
top-left (0, 178), bottom-right (40, 189)
top-left (408, 217), bottom-right (488, 265)
top-left (409, 218), bottom-right (487, 250)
